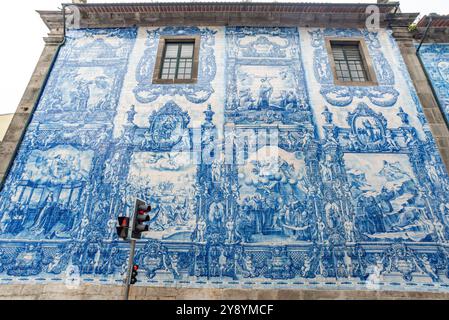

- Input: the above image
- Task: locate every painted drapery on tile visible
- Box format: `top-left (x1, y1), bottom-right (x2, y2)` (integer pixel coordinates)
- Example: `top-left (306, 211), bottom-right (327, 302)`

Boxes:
top-left (0, 26), bottom-right (449, 292)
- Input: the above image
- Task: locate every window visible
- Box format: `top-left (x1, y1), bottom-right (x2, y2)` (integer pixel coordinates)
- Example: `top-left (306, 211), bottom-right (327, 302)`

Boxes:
top-left (326, 38), bottom-right (377, 86)
top-left (161, 42), bottom-right (194, 80)
top-left (153, 36), bottom-right (200, 84)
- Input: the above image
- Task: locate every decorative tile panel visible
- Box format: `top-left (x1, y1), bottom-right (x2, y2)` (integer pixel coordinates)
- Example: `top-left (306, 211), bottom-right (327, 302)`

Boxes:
top-left (418, 44), bottom-right (449, 125)
top-left (0, 27), bottom-right (449, 293)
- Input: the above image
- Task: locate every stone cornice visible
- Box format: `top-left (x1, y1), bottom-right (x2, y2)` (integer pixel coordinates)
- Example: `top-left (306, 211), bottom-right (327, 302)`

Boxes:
top-left (413, 15), bottom-right (449, 44)
top-left (64, 2), bottom-right (401, 14)
top-left (413, 27), bottom-right (449, 44)
top-left (418, 15), bottom-right (449, 28)
top-left (37, 2), bottom-right (418, 30)
top-left (37, 10), bottom-right (64, 44)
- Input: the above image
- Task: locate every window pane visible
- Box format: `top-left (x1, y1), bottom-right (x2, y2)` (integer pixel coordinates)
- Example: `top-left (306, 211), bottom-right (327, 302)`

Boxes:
top-left (331, 42), bottom-right (369, 83)
top-left (158, 40), bottom-right (196, 81)
top-left (180, 43), bottom-right (194, 58)
top-left (164, 43), bottom-right (179, 58)
top-left (161, 57), bottom-right (177, 80)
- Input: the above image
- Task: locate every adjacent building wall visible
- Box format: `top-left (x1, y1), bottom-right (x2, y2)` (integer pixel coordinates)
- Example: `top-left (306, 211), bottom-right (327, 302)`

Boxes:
top-left (418, 43), bottom-right (449, 127)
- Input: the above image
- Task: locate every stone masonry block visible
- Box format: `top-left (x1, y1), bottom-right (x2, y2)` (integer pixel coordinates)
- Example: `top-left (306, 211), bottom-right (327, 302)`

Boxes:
top-left (418, 91), bottom-right (439, 109)
top-left (0, 152), bottom-right (15, 174)
top-left (0, 141), bottom-right (18, 155)
top-left (423, 108), bottom-right (436, 123)
top-left (430, 108), bottom-right (447, 124)
top-left (2, 113), bottom-right (29, 143)
top-left (144, 287), bottom-right (179, 297)
top-left (436, 137), bottom-right (449, 148)
top-left (221, 289), bottom-right (258, 300)
top-left (429, 124), bottom-right (449, 137)
top-left (82, 284), bottom-right (104, 295)
top-left (176, 288), bottom-right (222, 300)
top-left (20, 284), bottom-right (45, 296)
top-left (0, 285), bottom-right (25, 297)
top-left (97, 285), bottom-right (124, 297)
top-left (2, 295), bottom-right (38, 300)
top-left (128, 286), bottom-right (147, 297)
top-left (43, 283), bottom-right (84, 295)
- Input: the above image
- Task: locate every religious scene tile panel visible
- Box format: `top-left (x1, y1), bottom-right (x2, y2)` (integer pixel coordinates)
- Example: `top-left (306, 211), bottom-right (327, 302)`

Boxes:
top-left (0, 27), bottom-right (449, 292)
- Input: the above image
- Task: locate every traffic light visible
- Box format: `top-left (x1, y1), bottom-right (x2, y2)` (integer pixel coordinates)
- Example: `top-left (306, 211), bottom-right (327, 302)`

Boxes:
top-left (116, 217), bottom-right (130, 240)
top-left (130, 264), bottom-right (139, 285)
top-left (132, 199), bottom-right (151, 239)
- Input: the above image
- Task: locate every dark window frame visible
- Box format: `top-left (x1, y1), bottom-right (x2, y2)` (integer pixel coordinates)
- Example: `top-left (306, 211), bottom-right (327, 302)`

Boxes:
top-left (325, 38), bottom-right (378, 87)
top-left (153, 35), bottom-right (201, 84)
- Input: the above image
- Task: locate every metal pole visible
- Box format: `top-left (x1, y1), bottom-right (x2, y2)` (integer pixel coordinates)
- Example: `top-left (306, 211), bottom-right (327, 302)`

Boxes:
top-left (417, 15), bottom-right (433, 54)
top-left (124, 239), bottom-right (137, 301)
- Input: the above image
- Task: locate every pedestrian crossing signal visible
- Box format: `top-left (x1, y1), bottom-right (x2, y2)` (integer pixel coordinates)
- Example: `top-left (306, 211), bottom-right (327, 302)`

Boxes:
top-left (116, 217), bottom-right (130, 240)
top-left (130, 264), bottom-right (139, 285)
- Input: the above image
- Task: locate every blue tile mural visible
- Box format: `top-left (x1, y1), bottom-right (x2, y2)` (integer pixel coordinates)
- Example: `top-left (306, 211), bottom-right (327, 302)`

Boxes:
top-left (418, 44), bottom-right (449, 125)
top-left (1, 26), bottom-right (449, 292)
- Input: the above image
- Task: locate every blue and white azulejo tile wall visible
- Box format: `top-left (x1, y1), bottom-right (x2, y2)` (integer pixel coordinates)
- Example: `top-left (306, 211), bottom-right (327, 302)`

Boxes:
top-left (0, 26), bottom-right (449, 292)
top-left (418, 43), bottom-right (449, 126)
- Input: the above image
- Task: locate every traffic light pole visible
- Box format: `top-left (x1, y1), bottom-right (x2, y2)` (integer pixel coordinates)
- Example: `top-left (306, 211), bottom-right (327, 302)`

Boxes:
top-left (120, 199), bottom-right (151, 300)
top-left (124, 238), bottom-right (137, 301)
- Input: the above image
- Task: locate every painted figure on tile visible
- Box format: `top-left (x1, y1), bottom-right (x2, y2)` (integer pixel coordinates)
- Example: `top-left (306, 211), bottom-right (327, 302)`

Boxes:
top-left (256, 77), bottom-right (273, 109)
top-left (31, 193), bottom-right (59, 236)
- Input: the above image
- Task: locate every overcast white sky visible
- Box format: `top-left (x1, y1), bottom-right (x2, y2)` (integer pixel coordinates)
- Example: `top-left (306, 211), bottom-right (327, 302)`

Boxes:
top-left (0, 0), bottom-right (448, 115)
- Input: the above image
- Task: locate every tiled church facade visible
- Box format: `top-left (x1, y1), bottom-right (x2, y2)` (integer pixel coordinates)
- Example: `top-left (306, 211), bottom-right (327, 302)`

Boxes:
top-left (1, 3), bottom-right (449, 298)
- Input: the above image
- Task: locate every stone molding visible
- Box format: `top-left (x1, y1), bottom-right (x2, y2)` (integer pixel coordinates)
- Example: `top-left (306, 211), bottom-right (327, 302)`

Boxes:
top-left (413, 27), bottom-right (449, 44)
top-left (37, 9), bottom-right (417, 30)
top-left (1, 284), bottom-right (449, 300)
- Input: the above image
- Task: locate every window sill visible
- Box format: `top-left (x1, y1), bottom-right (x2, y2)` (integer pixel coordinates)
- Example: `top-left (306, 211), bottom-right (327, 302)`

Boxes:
top-left (332, 80), bottom-right (379, 87)
top-left (152, 78), bottom-right (198, 85)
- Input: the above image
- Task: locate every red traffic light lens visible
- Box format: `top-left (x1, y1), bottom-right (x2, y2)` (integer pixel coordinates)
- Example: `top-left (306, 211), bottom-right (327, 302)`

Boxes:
top-left (118, 217), bottom-right (130, 227)
top-left (138, 205), bottom-right (152, 213)
top-left (133, 265), bottom-right (139, 271)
